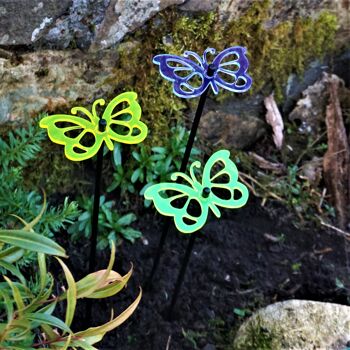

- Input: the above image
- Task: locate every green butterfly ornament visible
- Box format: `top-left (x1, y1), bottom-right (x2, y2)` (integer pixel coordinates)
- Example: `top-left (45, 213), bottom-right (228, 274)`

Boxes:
top-left (144, 150), bottom-right (249, 234)
top-left (39, 91), bottom-right (148, 161)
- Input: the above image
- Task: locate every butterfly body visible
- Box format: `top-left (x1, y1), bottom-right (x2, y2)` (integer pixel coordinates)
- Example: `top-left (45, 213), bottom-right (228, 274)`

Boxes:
top-left (40, 92), bottom-right (148, 161)
top-left (144, 150), bottom-right (249, 234)
top-left (153, 47), bottom-right (252, 98)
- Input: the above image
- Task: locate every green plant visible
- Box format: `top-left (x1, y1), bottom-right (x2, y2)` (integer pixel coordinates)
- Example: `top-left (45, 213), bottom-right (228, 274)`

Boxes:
top-left (182, 328), bottom-right (206, 349)
top-left (107, 145), bottom-right (136, 195)
top-left (0, 206), bottom-right (141, 349)
top-left (0, 120), bottom-right (79, 266)
top-left (107, 125), bottom-right (201, 207)
top-left (291, 262), bottom-right (302, 272)
top-left (68, 195), bottom-right (142, 249)
top-left (233, 307), bottom-right (252, 318)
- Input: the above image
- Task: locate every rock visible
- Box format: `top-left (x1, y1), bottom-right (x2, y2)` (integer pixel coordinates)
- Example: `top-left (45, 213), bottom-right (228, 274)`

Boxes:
top-left (288, 73), bottom-right (350, 138)
top-left (91, 0), bottom-right (186, 50)
top-left (1, 0), bottom-right (348, 51)
top-left (179, 0), bottom-right (349, 34)
top-left (179, 0), bottom-right (218, 12)
top-left (199, 96), bottom-right (265, 150)
top-left (283, 60), bottom-right (329, 115)
top-left (37, 0), bottom-right (109, 50)
top-left (234, 300), bottom-right (350, 350)
top-left (0, 1), bottom-right (71, 46)
top-left (199, 110), bottom-right (265, 150)
top-left (0, 49), bottom-right (119, 122)
top-left (288, 73), bottom-right (330, 135)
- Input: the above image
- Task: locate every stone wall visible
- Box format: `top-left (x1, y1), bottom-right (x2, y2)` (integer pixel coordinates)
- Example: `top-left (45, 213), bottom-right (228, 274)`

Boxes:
top-left (0, 0), bottom-right (349, 149)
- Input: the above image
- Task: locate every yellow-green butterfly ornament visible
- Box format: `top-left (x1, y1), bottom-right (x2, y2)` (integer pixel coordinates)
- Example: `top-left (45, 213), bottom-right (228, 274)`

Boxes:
top-left (39, 91), bottom-right (148, 161)
top-left (144, 150), bottom-right (249, 234)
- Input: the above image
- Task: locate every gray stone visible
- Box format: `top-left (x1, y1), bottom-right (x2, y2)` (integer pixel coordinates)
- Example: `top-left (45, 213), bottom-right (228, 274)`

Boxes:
top-left (38, 0), bottom-right (109, 50)
top-left (0, 0), bottom-right (348, 51)
top-left (288, 73), bottom-right (350, 138)
top-left (288, 73), bottom-right (330, 135)
top-left (179, 0), bottom-right (219, 12)
top-left (91, 0), bottom-right (185, 50)
top-left (197, 94), bottom-right (266, 150)
top-left (234, 300), bottom-right (350, 350)
top-left (282, 60), bottom-right (328, 115)
top-left (0, 49), bottom-right (120, 121)
top-left (0, 0), bottom-right (71, 46)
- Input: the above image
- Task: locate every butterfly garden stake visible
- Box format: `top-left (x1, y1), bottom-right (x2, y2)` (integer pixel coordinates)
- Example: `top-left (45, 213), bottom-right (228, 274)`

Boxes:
top-left (147, 46), bottom-right (252, 287)
top-left (145, 150), bottom-right (249, 319)
top-left (39, 92), bottom-right (148, 321)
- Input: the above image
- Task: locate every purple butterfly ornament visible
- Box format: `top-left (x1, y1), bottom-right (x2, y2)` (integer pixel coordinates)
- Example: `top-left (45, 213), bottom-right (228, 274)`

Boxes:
top-left (153, 46), bottom-right (252, 98)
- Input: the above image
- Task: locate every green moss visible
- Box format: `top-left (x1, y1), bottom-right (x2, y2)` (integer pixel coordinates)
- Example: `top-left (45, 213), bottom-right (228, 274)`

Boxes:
top-left (232, 316), bottom-right (282, 350)
top-left (102, 1), bottom-right (338, 144)
top-left (23, 141), bottom-right (84, 195)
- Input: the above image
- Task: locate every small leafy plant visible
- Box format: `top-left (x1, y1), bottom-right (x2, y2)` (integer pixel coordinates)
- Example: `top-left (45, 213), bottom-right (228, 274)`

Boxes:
top-left (0, 121), bottom-right (79, 266)
top-left (0, 202), bottom-right (141, 349)
top-left (68, 195), bottom-right (142, 249)
top-left (108, 125), bottom-right (201, 206)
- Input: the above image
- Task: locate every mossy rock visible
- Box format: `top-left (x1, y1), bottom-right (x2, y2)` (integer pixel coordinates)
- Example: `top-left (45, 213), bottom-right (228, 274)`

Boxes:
top-left (107, 0), bottom-right (338, 145)
top-left (233, 300), bottom-right (350, 350)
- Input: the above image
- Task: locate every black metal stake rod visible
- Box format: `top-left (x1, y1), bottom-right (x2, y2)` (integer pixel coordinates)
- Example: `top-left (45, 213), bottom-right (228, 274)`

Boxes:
top-left (145, 64), bottom-right (217, 289)
top-left (86, 118), bottom-right (106, 323)
top-left (167, 187), bottom-right (210, 320)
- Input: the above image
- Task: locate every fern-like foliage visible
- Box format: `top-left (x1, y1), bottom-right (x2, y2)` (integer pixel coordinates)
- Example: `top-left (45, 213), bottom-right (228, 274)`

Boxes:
top-left (0, 118), bottom-right (80, 267)
top-left (0, 120), bottom-right (46, 170)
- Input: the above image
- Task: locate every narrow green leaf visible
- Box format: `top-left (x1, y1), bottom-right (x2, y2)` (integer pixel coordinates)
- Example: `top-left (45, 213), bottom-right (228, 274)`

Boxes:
top-left (0, 289), bottom-right (14, 322)
top-left (89, 266), bottom-right (133, 299)
top-left (26, 313), bottom-right (71, 333)
top-left (0, 246), bottom-right (24, 263)
top-left (41, 323), bottom-right (58, 342)
top-left (4, 276), bottom-right (25, 314)
top-left (117, 213), bottom-right (136, 226)
top-left (61, 241), bottom-right (116, 300)
top-left (131, 168), bottom-right (141, 183)
top-left (74, 289), bottom-right (142, 343)
top-left (38, 253), bottom-right (47, 292)
top-left (151, 146), bottom-right (166, 154)
top-left (56, 258), bottom-right (76, 328)
top-left (113, 144), bottom-right (122, 166)
top-left (0, 230), bottom-right (66, 257)
top-left (53, 338), bottom-right (98, 350)
top-left (5, 319), bottom-right (31, 341)
top-left (132, 151), bottom-right (141, 162)
top-left (0, 259), bottom-right (26, 285)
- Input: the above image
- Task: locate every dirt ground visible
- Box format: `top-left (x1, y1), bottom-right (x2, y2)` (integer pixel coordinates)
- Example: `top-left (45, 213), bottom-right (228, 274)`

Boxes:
top-left (54, 195), bottom-right (350, 350)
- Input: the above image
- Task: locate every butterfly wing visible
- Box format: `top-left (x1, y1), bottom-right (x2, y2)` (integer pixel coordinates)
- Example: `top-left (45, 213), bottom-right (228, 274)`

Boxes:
top-left (212, 46), bottom-right (252, 93)
top-left (144, 182), bottom-right (209, 234)
top-left (153, 54), bottom-right (209, 98)
top-left (102, 91), bottom-right (148, 144)
top-left (202, 150), bottom-right (249, 212)
top-left (39, 114), bottom-right (104, 161)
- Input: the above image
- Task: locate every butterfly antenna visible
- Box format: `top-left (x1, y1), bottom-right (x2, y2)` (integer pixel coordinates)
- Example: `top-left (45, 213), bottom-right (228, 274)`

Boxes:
top-left (170, 172), bottom-right (194, 186)
top-left (203, 48), bottom-right (216, 65)
top-left (183, 50), bottom-right (203, 68)
top-left (189, 161), bottom-right (201, 183)
top-left (92, 98), bottom-right (106, 119)
top-left (71, 105), bottom-right (95, 121)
